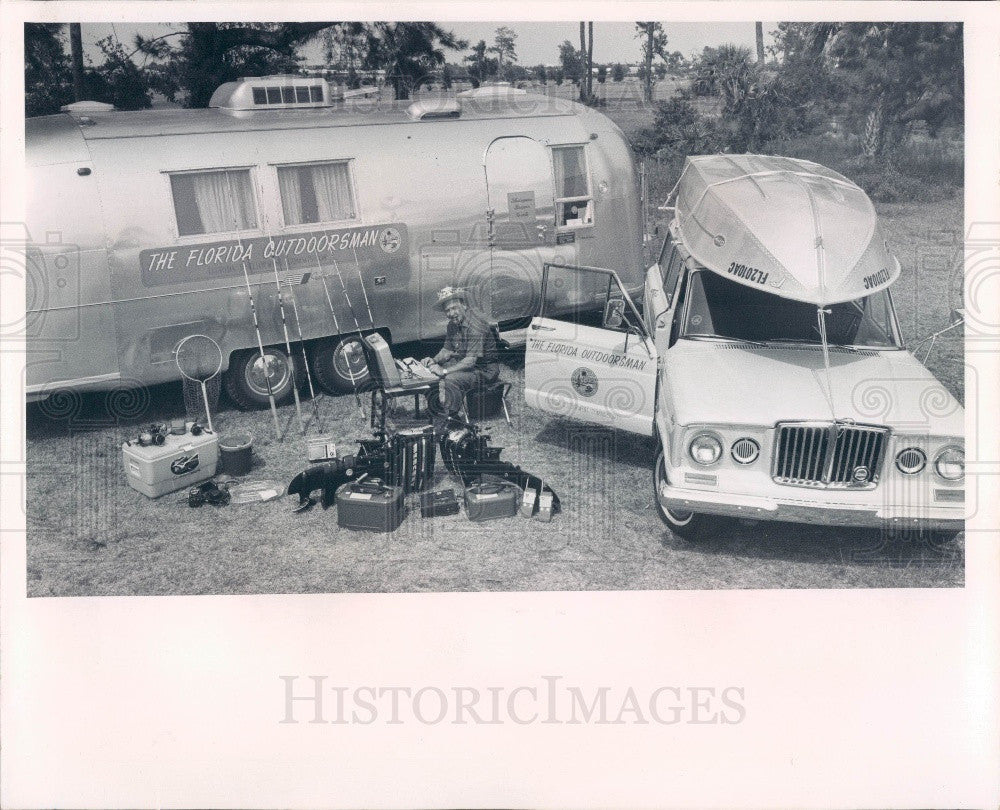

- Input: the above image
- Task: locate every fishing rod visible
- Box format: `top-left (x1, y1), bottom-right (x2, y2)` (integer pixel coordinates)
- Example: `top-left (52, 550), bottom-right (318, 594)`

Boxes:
top-left (282, 257), bottom-right (321, 425)
top-left (240, 260), bottom-right (281, 437)
top-left (223, 171), bottom-right (281, 437)
top-left (328, 255), bottom-right (372, 396)
top-left (351, 245), bottom-right (377, 330)
top-left (270, 255), bottom-right (305, 434)
top-left (314, 251), bottom-right (364, 413)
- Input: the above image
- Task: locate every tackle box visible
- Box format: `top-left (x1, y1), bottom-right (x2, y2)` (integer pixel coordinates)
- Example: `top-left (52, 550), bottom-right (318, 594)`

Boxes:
top-left (336, 479), bottom-right (405, 532)
top-left (419, 488), bottom-right (460, 518)
top-left (122, 431), bottom-right (219, 498)
top-left (464, 478), bottom-right (521, 522)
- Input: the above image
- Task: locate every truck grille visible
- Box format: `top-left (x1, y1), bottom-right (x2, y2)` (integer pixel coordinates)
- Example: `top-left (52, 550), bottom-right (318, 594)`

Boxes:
top-left (772, 422), bottom-right (888, 489)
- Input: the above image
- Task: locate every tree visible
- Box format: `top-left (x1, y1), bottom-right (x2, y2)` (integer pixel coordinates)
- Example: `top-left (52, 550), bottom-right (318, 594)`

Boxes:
top-left (587, 22), bottom-right (594, 98)
top-left (534, 64), bottom-right (548, 85)
top-left (597, 64), bottom-right (607, 84)
top-left (87, 36), bottom-right (153, 110)
top-left (691, 44), bottom-right (755, 114)
top-left (136, 23), bottom-right (338, 107)
top-left (464, 39), bottom-right (495, 87)
top-left (611, 62), bottom-right (626, 82)
top-left (579, 23), bottom-right (587, 100)
top-left (25, 24), bottom-right (74, 116)
top-left (633, 97), bottom-right (727, 159)
top-left (321, 25), bottom-right (365, 85)
top-left (755, 22), bottom-right (765, 64)
top-left (554, 68), bottom-right (564, 86)
top-left (558, 40), bottom-right (583, 86)
top-left (822, 23), bottom-right (963, 157)
top-left (360, 22), bottom-right (466, 99)
top-left (490, 26), bottom-right (517, 81)
top-left (441, 62), bottom-right (453, 89)
top-left (635, 22), bottom-right (668, 102)
top-left (69, 23), bottom-right (85, 101)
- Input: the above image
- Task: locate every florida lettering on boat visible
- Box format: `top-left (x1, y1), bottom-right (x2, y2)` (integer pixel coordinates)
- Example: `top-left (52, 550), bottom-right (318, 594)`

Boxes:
top-left (726, 260), bottom-right (769, 285)
top-left (863, 267), bottom-right (892, 289)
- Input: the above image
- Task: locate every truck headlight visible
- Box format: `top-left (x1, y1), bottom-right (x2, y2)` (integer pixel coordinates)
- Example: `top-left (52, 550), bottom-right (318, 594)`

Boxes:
top-left (933, 446), bottom-right (964, 481)
top-left (895, 447), bottom-right (926, 475)
top-left (689, 433), bottom-right (722, 466)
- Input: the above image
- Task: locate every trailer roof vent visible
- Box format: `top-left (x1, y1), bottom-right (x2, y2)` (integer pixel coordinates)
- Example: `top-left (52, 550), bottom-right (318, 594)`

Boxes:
top-left (407, 98), bottom-right (462, 120)
top-left (457, 82), bottom-right (527, 99)
top-left (61, 100), bottom-right (115, 113)
top-left (209, 75), bottom-right (338, 112)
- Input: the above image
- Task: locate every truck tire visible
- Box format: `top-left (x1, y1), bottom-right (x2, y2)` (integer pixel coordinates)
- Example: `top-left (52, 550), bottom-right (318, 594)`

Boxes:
top-left (653, 447), bottom-right (721, 541)
top-left (311, 334), bottom-right (371, 394)
top-left (223, 346), bottom-right (297, 410)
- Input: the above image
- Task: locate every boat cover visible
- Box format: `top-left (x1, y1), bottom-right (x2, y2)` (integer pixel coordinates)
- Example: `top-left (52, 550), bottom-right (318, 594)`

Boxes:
top-left (673, 154), bottom-right (900, 305)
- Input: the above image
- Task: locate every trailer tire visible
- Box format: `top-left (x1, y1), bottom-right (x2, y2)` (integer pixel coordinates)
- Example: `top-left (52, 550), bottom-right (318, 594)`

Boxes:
top-left (653, 446), bottom-right (722, 541)
top-left (311, 334), bottom-right (371, 394)
top-left (223, 347), bottom-right (297, 411)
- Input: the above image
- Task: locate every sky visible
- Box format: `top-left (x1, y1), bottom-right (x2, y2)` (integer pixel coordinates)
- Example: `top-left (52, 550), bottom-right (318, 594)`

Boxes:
top-left (79, 21), bottom-right (779, 67)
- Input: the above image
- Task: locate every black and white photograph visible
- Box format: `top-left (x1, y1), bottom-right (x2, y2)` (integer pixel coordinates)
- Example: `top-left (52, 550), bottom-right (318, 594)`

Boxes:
top-left (2, 3), bottom-right (998, 808)
top-left (19, 17), bottom-right (969, 594)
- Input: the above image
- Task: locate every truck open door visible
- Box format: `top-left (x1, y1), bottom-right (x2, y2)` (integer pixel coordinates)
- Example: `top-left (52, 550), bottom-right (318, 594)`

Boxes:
top-left (524, 263), bottom-right (658, 436)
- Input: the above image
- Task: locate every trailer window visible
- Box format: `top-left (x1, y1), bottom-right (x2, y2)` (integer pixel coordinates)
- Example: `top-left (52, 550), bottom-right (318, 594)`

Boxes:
top-left (169, 169), bottom-right (258, 236)
top-left (277, 161), bottom-right (357, 226)
top-left (552, 146), bottom-right (593, 228)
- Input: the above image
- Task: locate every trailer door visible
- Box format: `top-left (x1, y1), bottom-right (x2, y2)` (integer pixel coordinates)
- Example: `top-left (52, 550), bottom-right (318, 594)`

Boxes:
top-left (481, 136), bottom-right (570, 323)
top-left (524, 263), bottom-right (658, 437)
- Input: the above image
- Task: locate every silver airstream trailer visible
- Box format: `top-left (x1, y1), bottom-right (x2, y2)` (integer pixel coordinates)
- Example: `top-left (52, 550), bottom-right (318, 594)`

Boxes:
top-left (24, 76), bottom-right (644, 407)
top-left (525, 155), bottom-right (964, 541)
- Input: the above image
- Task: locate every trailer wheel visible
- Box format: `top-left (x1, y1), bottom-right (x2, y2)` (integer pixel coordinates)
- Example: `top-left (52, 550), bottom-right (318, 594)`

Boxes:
top-left (311, 335), bottom-right (370, 394)
top-left (653, 447), bottom-right (721, 541)
top-left (223, 347), bottom-right (296, 410)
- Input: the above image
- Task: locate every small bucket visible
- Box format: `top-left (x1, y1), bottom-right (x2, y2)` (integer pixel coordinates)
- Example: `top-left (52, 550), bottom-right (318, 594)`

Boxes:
top-left (219, 433), bottom-right (253, 476)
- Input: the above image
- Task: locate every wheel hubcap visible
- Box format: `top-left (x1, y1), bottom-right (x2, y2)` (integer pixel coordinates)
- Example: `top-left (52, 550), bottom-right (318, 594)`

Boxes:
top-left (334, 339), bottom-right (368, 382)
top-left (246, 353), bottom-right (290, 396)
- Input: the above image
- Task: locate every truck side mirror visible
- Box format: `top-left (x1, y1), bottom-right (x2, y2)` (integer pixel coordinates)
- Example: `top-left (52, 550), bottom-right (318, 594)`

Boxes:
top-left (604, 298), bottom-right (625, 329)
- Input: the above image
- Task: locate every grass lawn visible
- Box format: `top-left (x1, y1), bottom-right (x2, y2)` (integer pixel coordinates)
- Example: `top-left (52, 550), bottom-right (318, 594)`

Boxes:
top-left (25, 368), bottom-right (964, 596)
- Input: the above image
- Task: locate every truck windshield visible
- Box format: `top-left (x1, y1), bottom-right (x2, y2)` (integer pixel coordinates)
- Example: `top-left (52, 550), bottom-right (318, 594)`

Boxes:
top-left (681, 270), bottom-right (901, 348)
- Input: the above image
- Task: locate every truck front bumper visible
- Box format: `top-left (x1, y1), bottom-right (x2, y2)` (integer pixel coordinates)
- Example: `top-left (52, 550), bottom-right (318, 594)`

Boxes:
top-left (657, 480), bottom-right (965, 532)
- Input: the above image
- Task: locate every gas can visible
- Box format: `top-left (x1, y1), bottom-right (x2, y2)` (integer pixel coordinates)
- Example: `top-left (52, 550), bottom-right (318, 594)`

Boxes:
top-left (336, 479), bottom-right (405, 532)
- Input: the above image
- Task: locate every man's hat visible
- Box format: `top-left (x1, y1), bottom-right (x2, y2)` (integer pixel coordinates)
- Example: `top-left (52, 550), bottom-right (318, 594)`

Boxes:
top-left (434, 286), bottom-right (467, 311)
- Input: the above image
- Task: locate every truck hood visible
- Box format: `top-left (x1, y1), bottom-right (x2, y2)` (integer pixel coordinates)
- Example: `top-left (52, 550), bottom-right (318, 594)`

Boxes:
top-left (664, 340), bottom-right (964, 436)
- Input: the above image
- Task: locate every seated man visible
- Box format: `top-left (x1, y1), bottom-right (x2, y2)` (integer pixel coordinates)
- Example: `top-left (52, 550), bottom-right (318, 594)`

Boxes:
top-left (422, 286), bottom-right (500, 435)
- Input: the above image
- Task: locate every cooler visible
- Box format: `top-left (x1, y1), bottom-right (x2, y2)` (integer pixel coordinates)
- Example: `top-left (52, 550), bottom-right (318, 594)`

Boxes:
top-left (122, 431), bottom-right (219, 498)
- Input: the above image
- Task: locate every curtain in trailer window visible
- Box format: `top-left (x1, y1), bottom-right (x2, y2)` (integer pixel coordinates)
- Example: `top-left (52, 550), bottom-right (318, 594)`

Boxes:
top-left (554, 147), bottom-right (588, 198)
top-left (170, 170), bottom-right (257, 236)
top-left (277, 162), bottom-right (355, 226)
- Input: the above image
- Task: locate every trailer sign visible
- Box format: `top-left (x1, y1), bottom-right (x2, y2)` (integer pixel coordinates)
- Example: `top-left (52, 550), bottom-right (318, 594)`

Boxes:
top-left (139, 224), bottom-right (409, 287)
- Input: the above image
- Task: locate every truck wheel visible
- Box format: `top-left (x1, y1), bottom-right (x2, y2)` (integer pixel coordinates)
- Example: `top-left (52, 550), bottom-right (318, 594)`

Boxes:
top-left (223, 347), bottom-right (296, 410)
top-left (653, 447), bottom-right (717, 541)
top-left (311, 335), bottom-right (370, 394)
